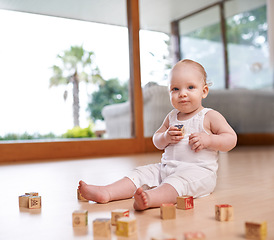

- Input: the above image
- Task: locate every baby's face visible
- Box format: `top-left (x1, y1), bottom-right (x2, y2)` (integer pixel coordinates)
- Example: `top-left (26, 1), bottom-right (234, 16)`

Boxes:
top-left (169, 63), bottom-right (208, 114)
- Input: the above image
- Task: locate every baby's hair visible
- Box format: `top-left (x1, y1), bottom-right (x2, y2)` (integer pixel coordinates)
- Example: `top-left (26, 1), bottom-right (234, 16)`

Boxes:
top-left (179, 59), bottom-right (210, 86)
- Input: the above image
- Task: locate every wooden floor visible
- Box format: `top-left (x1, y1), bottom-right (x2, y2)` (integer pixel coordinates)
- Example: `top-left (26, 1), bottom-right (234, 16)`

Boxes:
top-left (0, 146), bottom-right (274, 240)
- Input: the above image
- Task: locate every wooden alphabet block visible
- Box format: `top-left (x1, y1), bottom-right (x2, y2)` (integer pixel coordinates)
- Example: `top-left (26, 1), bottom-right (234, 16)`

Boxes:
top-left (177, 196), bottom-right (194, 210)
top-left (72, 210), bottom-right (88, 227)
top-left (77, 189), bottom-right (88, 201)
top-left (116, 216), bottom-right (137, 237)
top-left (175, 124), bottom-right (185, 137)
top-left (111, 209), bottom-right (129, 225)
top-left (93, 218), bottom-right (111, 238)
top-left (28, 196), bottom-right (41, 209)
top-left (19, 195), bottom-right (30, 208)
top-left (245, 221), bottom-right (267, 240)
top-left (160, 203), bottom-right (176, 220)
top-left (184, 231), bottom-right (206, 240)
top-left (215, 204), bottom-right (233, 221)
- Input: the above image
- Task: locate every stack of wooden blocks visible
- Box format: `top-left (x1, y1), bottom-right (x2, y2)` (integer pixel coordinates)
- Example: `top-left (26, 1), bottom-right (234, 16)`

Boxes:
top-left (111, 208), bottom-right (129, 225)
top-left (111, 209), bottom-right (136, 237)
top-left (18, 192), bottom-right (41, 209)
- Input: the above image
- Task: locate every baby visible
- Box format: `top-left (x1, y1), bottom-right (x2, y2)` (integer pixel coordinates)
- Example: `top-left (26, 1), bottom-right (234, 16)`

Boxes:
top-left (78, 59), bottom-right (237, 210)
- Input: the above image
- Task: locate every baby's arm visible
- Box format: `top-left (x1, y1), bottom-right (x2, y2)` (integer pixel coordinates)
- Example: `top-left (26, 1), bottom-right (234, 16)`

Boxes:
top-left (153, 114), bottom-right (184, 150)
top-left (189, 110), bottom-right (237, 152)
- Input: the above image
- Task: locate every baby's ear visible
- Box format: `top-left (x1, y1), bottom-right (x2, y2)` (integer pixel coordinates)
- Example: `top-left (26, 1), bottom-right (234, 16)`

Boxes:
top-left (202, 85), bottom-right (209, 99)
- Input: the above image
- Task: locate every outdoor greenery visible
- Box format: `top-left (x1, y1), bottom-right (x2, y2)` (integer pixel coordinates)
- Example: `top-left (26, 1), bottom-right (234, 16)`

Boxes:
top-left (0, 132), bottom-right (57, 141)
top-left (187, 5), bottom-right (267, 48)
top-left (62, 124), bottom-right (96, 138)
top-left (0, 124), bottom-right (96, 140)
top-left (87, 78), bottom-right (128, 121)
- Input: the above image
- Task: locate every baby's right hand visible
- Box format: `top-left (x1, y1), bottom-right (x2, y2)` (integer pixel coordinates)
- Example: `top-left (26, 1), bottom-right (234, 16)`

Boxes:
top-left (164, 126), bottom-right (184, 144)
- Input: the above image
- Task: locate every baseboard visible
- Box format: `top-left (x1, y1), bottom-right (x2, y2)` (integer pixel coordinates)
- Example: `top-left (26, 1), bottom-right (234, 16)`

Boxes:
top-left (237, 133), bottom-right (274, 145)
top-left (144, 133), bottom-right (274, 153)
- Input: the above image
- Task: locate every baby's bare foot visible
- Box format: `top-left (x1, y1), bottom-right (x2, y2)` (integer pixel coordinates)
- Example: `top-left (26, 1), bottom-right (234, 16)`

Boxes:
top-left (78, 180), bottom-right (111, 203)
top-left (133, 187), bottom-right (149, 210)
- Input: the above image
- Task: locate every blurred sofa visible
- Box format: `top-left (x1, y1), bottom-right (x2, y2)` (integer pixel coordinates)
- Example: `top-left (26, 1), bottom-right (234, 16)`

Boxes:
top-left (102, 84), bottom-right (173, 138)
top-left (102, 84), bottom-right (274, 138)
top-left (203, 89), bottom-right (274, 134)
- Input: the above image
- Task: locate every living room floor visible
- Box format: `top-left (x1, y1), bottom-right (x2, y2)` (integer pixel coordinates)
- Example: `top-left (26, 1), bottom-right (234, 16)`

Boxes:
top-left (0, 146), bottom-right (273, 240)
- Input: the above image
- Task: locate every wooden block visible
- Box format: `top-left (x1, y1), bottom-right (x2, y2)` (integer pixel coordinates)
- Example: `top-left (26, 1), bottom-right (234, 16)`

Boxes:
top-left (175, 124), bottom-right (185, 137)
top-left (93, 218), bottom-right (111, 238)
top-left (19, 195), bottom-right (30, 208)
top-left (111, 209), bottom-right (129, 225)
top-left (72, 210), bottom-right (88, 227)
top-left (215, 204), bottom-right (233, 221)
top-left (160, 203), bottom-right (176, 220)
top-left (25, 192), bottom-right (39, 196)
top-left (177, 196), bottom-right (194, 210)
top-left (184, 231), bottom-right (206, 240)
top-left (29, 196), bottom-right (41, 209)
top-left (245, 221), bottom-right (267, 240)
top-left (116, 216), bottom-right (137, 237)
top-left (77, 189), bottom-right (88, 201)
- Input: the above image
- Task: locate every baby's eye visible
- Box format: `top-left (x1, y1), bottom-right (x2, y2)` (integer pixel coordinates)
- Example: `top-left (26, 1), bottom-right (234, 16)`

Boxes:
top-left (171, 87), bottom-right (179, 91)
top-left (188, 85), bottom-right (194, 90)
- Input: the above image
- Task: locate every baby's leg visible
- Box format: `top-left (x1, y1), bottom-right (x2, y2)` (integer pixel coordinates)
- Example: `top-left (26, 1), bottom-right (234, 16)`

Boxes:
top-left (78, 177), bottom-right (136, 203)
top-left (133, 183), bottom-right (178, 210)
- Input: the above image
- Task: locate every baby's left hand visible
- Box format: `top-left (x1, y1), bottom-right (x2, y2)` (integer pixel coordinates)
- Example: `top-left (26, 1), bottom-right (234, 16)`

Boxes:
top-left (189, 132), bottom-right (211, 152)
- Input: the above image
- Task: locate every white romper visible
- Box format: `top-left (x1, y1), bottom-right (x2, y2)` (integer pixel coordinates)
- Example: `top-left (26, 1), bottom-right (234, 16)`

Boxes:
top-left (127, 108), bottom-right (218, 198)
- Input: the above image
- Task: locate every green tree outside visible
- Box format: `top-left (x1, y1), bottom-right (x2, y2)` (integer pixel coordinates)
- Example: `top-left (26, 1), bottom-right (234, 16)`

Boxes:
top-left (87, 78), bottom-right (128, 121)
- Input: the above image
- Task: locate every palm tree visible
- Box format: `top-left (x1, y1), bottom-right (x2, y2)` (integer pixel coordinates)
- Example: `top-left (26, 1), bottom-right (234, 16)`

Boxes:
top-left (49, 45), bottom-right (103, 127)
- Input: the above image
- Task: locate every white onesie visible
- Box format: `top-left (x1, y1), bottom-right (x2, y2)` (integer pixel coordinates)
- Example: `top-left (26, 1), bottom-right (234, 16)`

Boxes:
top-left (127, 108), bottom-right (218, 198)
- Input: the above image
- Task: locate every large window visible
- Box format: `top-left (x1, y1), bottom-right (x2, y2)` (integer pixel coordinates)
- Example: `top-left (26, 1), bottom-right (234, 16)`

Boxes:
top-left (0, 2), bottom-right (131, 141)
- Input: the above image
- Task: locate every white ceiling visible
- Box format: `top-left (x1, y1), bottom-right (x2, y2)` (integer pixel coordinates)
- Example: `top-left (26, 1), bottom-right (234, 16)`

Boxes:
top-left (0, 0), bottom-right (266, 34)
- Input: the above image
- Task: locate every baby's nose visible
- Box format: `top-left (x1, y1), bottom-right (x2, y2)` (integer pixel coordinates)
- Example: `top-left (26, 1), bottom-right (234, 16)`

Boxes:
top-left (179, 89), bottom-right (187, 97)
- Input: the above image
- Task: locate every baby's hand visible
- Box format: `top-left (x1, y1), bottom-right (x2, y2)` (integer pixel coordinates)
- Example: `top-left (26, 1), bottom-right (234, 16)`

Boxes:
top-left (189, 132), bottom-right (211, 152)
top-left (164, 126), bottom-right (184, 144)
